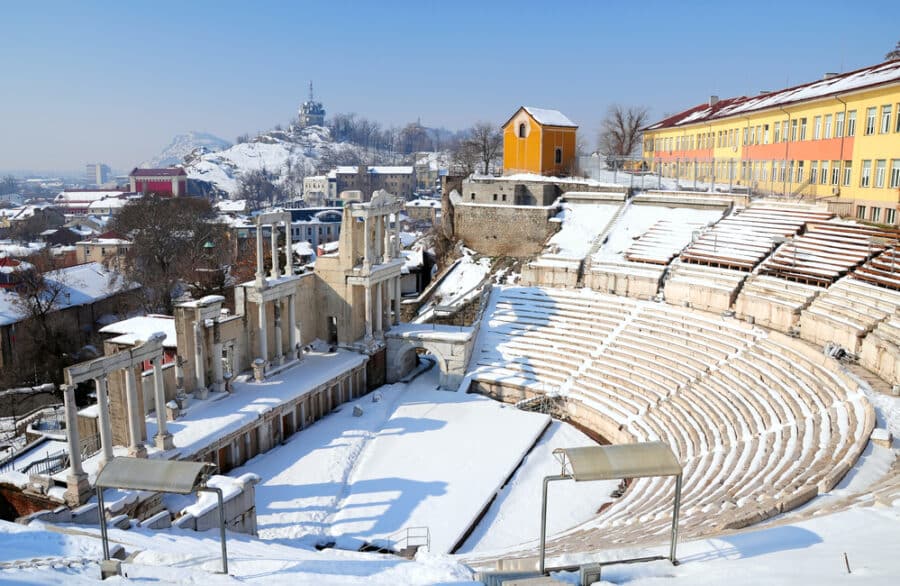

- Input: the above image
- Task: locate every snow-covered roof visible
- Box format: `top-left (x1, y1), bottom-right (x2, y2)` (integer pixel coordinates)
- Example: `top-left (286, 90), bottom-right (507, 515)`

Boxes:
top-left (405, 199), bottom-right (441, 208)
top-left (54, 190), bottom-right (125, 204)
top-left (77, 237), bottom-right (131, 246)
top-left (99, 314), bottom-right (177, 348)
top-left (522, 106), bottom-right (577, 127)
top-left (130, 167), bottom-right (187, 177)
top-left (292, 241), bottom-right (315, 256)
top-left (87, 198), bottom-right (127, 210)
top-left (647, 59), bottom-right (900, 130)
top-left (0, 262), bottom-right (136, 326)
top-left (215, 199), bottom-right (248, 213)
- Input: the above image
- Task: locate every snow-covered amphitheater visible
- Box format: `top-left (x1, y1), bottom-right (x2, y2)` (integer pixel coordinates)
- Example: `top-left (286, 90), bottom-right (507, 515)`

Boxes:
top-left (1, 196), bottom-right (898, 585)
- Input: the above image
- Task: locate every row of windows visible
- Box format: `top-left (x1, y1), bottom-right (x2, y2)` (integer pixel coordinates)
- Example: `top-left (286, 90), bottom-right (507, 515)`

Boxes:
top-left (647, 102), bottom-right (900, 152)
top-left (856, 206), bottom-right (897, 224)
top-left (651, 158), bottom-right (900, 190)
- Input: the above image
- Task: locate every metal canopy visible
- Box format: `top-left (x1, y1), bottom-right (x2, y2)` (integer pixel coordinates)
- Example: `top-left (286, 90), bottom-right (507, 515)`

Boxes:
top-left (558, 442), bottom-right (682, 482)
top-left (95, 457), bottom-right (228, 578)
top-left (95, 457), bottom-right (212, 494)
top-left (540, 441), bottom-right (684, 576)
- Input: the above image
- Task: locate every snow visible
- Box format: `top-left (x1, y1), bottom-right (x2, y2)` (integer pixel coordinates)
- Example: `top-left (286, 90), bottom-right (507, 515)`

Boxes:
top-left (181, 473), bottom-right (260, 518)
top-left (522, 106), bottom-right (577, 128)
top-left (144, 131), bottom-right (232, 168)
top-left (0, 262), bottom-right (135, 326)
top-left (98, 315), bottom-right (177, 348)
top-left (594, 203), bottom-right (724, 262)
top-left (459, 421), bottom-right (618, 553)
top-left (546, 203), bottom-right (621, 259)
top-left (429, 254), bottom-right (490, 307)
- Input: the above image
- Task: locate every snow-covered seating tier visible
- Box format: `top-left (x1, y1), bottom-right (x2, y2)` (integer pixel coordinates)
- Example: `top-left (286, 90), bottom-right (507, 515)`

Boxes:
top-left (679, 205), bottom-right (832, 271)
top-left (469, 286), bottom-right (873, 556)
top-left (859, 311), bottom-right (900, 385)
top-left (584, 260), bottom-right (666, 300)
top-left (662, 260), bottom-right (748, 313)
top-left (757, 222), bottom-right (896, 287)
top-left (624, 219), bottom-right (712, 265)
top-left (852, 246), bottom-right (900, 291)
top-left (799, 276), bottom-right (900, 353)
top-left (733, 274), bottom-right (824, 332)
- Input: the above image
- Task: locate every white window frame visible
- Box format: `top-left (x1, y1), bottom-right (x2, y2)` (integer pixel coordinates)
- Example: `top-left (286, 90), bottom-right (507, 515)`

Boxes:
top-left (813, 116), bottom-right (822, 139)
top-left (874, 159), bottom-right (886, 188)
top-left (881, 105), bottom-right (892, 134)
top-left (861, 160), bottom-right (872, 187)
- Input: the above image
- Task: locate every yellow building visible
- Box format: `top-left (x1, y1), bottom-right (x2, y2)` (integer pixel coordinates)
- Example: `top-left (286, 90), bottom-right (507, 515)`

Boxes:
top-left (503, 106), bottom-right (577, 176)
top-left (642, 60), bottom-right (900, 225)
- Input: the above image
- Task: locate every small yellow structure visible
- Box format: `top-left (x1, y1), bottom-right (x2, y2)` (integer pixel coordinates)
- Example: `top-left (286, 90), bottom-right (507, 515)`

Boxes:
top-left (503, 106), bottom-right (578, 176)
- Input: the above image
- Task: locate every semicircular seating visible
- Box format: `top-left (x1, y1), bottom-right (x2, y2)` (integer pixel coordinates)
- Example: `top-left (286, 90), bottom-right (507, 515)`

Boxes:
top-left (468, 286), bottom-right (874, 557)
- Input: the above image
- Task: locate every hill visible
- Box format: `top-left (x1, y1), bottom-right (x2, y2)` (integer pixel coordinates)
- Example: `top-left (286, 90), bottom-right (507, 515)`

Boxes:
top-left (143, 131), bottom-right (232, 168)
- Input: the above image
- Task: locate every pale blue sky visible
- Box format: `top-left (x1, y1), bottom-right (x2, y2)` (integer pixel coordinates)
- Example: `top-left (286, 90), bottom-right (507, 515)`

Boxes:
top-left (0, 0), bottom-right (896, 172)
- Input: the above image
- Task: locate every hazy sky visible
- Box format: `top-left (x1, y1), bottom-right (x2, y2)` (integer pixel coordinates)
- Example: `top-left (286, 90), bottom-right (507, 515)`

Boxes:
top-left (1, 0), bottom-right (896, 173)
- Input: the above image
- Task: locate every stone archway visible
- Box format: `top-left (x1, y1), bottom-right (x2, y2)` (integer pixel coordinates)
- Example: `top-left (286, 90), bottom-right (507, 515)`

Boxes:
top-left (384, 325), bottom-right (477, 390)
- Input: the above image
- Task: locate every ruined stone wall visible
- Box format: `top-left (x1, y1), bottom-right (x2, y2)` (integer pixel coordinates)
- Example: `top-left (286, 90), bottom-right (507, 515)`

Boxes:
top-left (453, 202), bottom-right (558, 257)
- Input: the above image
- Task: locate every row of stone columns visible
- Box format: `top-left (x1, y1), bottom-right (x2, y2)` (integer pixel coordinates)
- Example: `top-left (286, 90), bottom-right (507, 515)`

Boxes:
top-left (364, 278), bottom-right (402, 342)
top-left (257, 294), bottom-right (302, 367)
top-left (256, 217), bottom-right (294, 285)
top-left (363, 213), bottom-right (400, 268)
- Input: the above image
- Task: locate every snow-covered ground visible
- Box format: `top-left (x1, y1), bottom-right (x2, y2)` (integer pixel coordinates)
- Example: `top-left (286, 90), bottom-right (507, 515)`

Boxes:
top-left (233, 367), bottom-right (549, 553)
top-left (459, 421), bottom-right (617, 554)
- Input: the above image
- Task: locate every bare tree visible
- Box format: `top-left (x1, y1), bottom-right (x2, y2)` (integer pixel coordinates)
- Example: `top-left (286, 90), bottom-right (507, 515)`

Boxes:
top-left (450, 137), bottom-right (480, 176)
top-left (598, 105), bottom-right (650, 166)
top-left (237, 168), bottom-right (283, 211)
top-left (110, 196), bottom-right (231, 313)
top-left (886, 40), bottom-right (900, 61)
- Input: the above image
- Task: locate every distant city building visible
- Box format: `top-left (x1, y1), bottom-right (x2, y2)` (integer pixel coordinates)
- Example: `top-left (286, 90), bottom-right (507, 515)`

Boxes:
top-left (129, 167), bottom-right (187, 197)
top-left (53, 189), bottom-right (128, 216)
top-left (74, 231), bottom-right (132, 269)
top-left (327, 165), bottom-right (416, 202)
top-left (298, 81), bottom-right (326, 128)
top-left (84, 163), bottom-right (111, 187)
top-left (302, 175), bottom-right (330, 206)
top-left (503, 106), bottom-right (578, 177)
top-left (287, 207), bottom-right (343, 249)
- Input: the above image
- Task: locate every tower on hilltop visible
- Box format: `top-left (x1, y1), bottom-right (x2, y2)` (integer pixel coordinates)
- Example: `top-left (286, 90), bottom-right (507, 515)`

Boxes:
top-left (298, 81), bottom-right (326, 128)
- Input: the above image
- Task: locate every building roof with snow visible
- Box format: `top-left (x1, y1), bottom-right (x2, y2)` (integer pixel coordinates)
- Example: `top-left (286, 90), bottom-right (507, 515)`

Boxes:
top-left (0, 261), bottom-right (136, 326)
top-left (327, 166), bottom-right (414, 178)
top-left (645, 59), bottom-right (900, 130)
top-left (99, 314), bottom-right (177, 348)
top-left (129, 167), bottom-right (188, 177)
top-left (503, 106), bottom-right (577, 129)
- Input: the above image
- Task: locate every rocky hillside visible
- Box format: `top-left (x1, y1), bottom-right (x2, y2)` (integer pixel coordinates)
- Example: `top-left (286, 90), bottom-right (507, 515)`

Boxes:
top-left (143, 131), bottom-right (232, 168)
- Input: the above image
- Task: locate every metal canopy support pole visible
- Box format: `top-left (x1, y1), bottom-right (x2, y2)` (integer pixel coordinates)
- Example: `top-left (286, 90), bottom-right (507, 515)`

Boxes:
top-left (669, 473), bottom-right (683, 565)
top-left (199, 486), bottom-right (228, 574)
top-left (98, 488), bottom-right (109, 561)
top-left (539, 474), bottom-right (567, 575)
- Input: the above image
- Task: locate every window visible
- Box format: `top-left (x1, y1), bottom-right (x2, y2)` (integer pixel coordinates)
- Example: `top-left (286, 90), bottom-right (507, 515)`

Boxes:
top-left (881, 105), bottom-right (892, 134)
top-left (796, 160), bottom-right (805, 183)
top-left (886, 208), bottom-right (896, 225)
top-left (843, 161), bottom-right (852, 186)
top-left (763, 124), bottom-right (770, 144)
top-left (743, 128), bottom-right (749, 145)
top-left (814, 116), bottom-right (822, 139)
top-left (554, 148), bottom-right (562, 164)
top-left (861, 160), bottom-right (872, 187)
top-left (799, 118), bottom-right (807, 140)
top-left (782, 120), bottom-right (789, 141)
top-left (891, 160), bottom-right (900, 188)
top-left (502, 194), bottom-right (507, 201)
top-left (871, 207), bottom-right (881, 222)
top-left (875, 159), bottom-right (886, 188)
top-left (835, 112), bottom-right (845, 137)
top-left (774, 123), bottom-right (781, 143)
top-left (865, 107), bottom-right (876, 135)
top-left (824, 114), bottom-right (833, 138)
top-left (790, 119), bottom-right (798, 141)
top-left (847, 110), bottom-right (857, 136)
top-left (810, 161), bottom-right (818, 183)
top-left (820, 161), bottom-right (829, 184)
top-left (831, 161), bottom-right (840, 186)
top-left (896, 104), bottom-right (900, 132)
top-left (492, 193), bottom-right (497, 201)
top-left (856, 206), bottom-right (866, 219)
top-left (470, 193), bottom-right (475, 200)
top-left (518, 123), bottom-right (526, 138)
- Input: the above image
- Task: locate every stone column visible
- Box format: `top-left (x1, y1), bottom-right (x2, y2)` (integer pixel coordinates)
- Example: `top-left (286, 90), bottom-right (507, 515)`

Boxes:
top-left (93, 376), bottom-right (114, 467)
top-left (193, 320), bottom-right (207, 398)
top-left (174, 355), bottom-right (185, 395)
top-left (124, 366), bottom-right (147, 458)
top-left (364, 284), bottom-right (373, 341)
top-left (284, 219), bottom-right (294, 276)
top-left (212, 320), bottom-right (223, 392)
top-left (274, 300), bottom-right (284, 366)
top-left (258, 300), bottom-right (268, 363)
top-left (62, 384), bottom-right (90, 507)
top-left (288, 294), bottom-right (298, 359)
top-left (383, 215), bottom-right (391, 263)
top-left (152, 357), bottom-right (174, 450)
top-left (255, 219), bottom-right (266, 286)
top-left (375, 282), bottom-right (383, 336)
top-left (393, 276), bottom-right (402, 325)
top-left (270, 224), bottom-right (281, 279)
top-left (363, 217), bottom-right (372, 268)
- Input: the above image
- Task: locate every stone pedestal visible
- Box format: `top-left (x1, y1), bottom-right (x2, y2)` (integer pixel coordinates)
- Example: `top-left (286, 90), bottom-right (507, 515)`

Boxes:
top-left (64, 473), bottom-right (91, 508)
top-left (253, 358), bottom-right (267, 382)
top-left (193, 386), bottom-right (209, 400)
top-left (127, 443), bottom-right (148, 459)
top-left (155, 431), bottom-right (175, 451)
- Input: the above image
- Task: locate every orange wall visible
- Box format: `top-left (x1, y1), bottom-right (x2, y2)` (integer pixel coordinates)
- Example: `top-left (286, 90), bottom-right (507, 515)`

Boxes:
top-left (503, 110), bottom-right (577, 176)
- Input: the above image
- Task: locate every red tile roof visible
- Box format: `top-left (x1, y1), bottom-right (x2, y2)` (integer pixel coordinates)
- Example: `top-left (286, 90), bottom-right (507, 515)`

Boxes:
top-left (130, 167), bottom-right (187, 177)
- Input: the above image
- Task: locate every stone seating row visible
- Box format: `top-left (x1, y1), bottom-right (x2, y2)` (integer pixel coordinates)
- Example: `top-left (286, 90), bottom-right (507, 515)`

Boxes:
top-left (733, 274), bottom-right (823, 332)
top-left (663, 261), bottom-right (748, 313)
